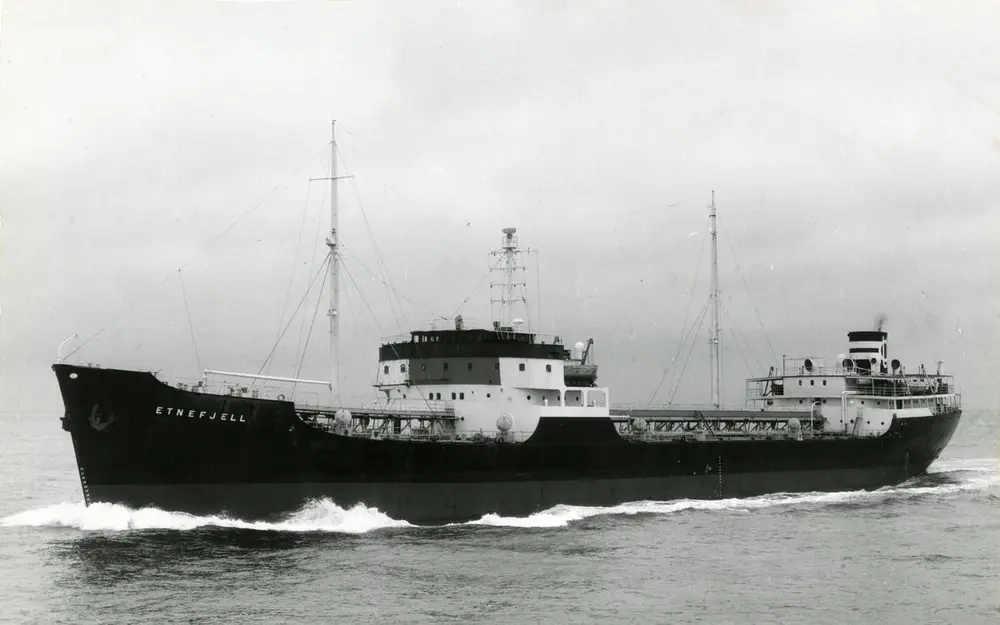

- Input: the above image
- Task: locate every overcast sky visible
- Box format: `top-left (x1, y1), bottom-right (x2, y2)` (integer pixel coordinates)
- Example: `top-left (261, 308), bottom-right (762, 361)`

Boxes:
top-left (2, 0), bottom-right (999, 414)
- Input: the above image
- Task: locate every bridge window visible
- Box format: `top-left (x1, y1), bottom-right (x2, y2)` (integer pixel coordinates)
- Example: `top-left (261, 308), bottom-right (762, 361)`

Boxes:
top-left (588, 390), bottom-right (607, 407)
top-left (798, 380), bottom-right (802, 386)
top-left (400, 364), bottom-right (406, 373)
top-left (421, 363), bottom-right (426, 371)
top-left (460, 392), bottom-right (465, 400)
top-left (823, 380), bottom-right (827, 386)
top-left (546, 364), bottom-right (552, 372)
top-left (494, 362), bottom-right (500, 371)
top-left (451, 392), bottom-right (456, 400)
top-left (810, 380), bottom-right (815, 386)
top-left (467, 362), bottom-right (473, 371)
top-left (383, 365), bottom-right (389, 374)
top-left (519, 363), bottom-right (525, 372)
top-left (443, 362), bottom-right (449, 371)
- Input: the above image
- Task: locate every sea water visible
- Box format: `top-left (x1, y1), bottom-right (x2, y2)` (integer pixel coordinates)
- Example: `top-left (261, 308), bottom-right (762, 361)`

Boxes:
top-left (0, 411), bottom-right (996, 624)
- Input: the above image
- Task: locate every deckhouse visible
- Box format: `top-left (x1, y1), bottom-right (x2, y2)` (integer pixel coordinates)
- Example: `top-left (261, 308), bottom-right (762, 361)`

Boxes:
top-left (747, 329), bottom-right (961, 437)
top-left (369, 228), bottom-right (608, 441)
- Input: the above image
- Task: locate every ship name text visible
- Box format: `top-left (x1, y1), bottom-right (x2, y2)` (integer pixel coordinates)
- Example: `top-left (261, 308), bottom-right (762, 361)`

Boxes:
top-left (156, 406), bottom-right (247, 423)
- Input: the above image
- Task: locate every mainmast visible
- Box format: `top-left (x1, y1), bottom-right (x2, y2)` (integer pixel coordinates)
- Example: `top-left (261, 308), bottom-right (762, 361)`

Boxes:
top-left (327, 121), bottom-right (340, 401)
top-left (709, 191), bottom-right (722, 408)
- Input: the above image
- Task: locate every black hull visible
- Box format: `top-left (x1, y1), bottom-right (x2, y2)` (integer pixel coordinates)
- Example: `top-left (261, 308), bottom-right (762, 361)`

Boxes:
top-left (53, 364), bottom-right (962, 524)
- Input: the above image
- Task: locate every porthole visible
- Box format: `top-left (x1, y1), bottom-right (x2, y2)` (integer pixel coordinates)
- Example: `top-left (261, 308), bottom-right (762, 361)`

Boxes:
top-left (822, 380), bottom-right (827, 386)
top-left (383, 365), bottom-right (389, 374)
top-left (798, 399), bottom-right (803, 404)
top-left (519, 363), bottom-right (525, 372)
top-left (467, 362), bottom-right (473, 371)
top-left (810, 380), bottom-right (815, 386)
top-left (69, 373), bottom-right (79, 380)
top-left (527, 395), bottom-right (532, 400)
top-left (487, 393), bottom-right (491, 398)
top-left (443, 362), bottom-right (449, 371)
top-left (798, 380), bottom-right (802, 386)
top-left (546, 364), bottom-right (552, 373)
top-left (400, 364), bottom-right (406, 373)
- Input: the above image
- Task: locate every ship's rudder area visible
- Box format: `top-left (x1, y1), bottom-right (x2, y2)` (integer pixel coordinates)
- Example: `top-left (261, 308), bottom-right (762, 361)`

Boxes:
top-left (884, 407), bottom-right (962, 475)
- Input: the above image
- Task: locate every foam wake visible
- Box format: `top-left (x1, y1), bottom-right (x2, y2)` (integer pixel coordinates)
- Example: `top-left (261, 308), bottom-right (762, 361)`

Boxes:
top-left (0, 498), bottom-right (411, 534)
top-left (2, 458), bottom-right (993, 533)
top-left (470, 457), bottom-right (999, 528)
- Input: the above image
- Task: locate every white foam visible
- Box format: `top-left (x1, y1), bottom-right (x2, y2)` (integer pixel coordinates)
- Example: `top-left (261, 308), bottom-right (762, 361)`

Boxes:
top-left (468, 459), bottom-right (1000, 528)
top-left (927, 457), bottom-right (997, 475)
top-left (2, 458), bottom-right (995, 533)
top-left (0, 498), bottom-right (410, 534)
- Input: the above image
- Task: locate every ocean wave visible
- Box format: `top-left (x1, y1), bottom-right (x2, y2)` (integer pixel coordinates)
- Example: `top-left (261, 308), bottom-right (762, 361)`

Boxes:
top-left (0, 499), bottom-right (411, 534)
top-left (2, 458), bottom-right (994, 533)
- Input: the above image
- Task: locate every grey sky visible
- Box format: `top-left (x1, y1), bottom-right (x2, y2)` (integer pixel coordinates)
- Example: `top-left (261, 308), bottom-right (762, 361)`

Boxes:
top-left (2, 0), bottom-right (998, 414)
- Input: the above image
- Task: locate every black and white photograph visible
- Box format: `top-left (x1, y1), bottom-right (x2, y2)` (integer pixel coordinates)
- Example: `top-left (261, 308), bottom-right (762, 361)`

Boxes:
top-left (1, 1), bottom-right (997, 623)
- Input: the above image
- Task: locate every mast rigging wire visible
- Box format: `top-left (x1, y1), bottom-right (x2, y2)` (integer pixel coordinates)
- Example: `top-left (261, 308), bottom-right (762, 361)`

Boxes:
top-left (336, 149), bottom-right (410, 333)
top-left (724, 233), bottom-right (778, 363)
top-left (646, 297), bottom-right (711, 406)
top-left (720, 301), bottom-right (760, 381)
top-left (178, 270), bottom-right (203, 374)
top-left (645, 217), bottom-right (709, 406)
top-left (63, 144), bottom-right (329, 362)
top-left (293, 185), bottom-right (329, 372)
top-left (449, 259), bottom-right (500, 321)
top-left (255, 252), bottom-right (331, 379)
top-left (269, 165), bottom-right (319, 375)
top-left (666, 300), bottom-right (711, 407)
top-left (292, 263), bottom-right (329, 387)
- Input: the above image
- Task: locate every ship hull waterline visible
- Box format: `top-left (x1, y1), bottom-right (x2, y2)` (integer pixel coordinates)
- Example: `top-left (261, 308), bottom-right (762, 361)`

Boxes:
top-left (54, 364), bottom-right (962, 524)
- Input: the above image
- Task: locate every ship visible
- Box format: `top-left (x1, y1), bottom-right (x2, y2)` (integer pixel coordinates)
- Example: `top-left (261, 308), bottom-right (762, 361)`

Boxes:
top-left (52, 125), bottom-right (962, 524)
